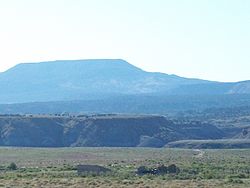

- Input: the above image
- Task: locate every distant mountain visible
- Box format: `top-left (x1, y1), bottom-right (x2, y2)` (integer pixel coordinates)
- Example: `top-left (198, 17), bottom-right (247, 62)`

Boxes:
top-left (228, 81), bottom-right (250, 94)
top-left (0, 59), bottom-right (209, 103)
top-left (0, 59), bottom-right (250, 104)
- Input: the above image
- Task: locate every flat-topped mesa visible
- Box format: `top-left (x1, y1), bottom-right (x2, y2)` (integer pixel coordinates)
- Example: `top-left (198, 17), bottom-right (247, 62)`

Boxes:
top-left (0, 114), bottom-right (223, 147)
top-left (0, 59), bottom-right (212, 104)
top-left (0, 59), bottom-right (249, 105)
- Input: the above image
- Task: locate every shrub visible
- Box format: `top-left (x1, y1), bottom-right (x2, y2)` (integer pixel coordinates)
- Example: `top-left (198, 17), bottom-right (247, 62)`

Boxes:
top-left (8, 162), bottom-right (17, 170)
top-left (167, 164), bottom-right (180, 174)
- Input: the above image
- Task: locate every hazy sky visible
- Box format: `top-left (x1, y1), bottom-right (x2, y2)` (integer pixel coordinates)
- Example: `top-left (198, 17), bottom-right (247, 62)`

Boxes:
top-left (0, 0), bottom-right (249, 82)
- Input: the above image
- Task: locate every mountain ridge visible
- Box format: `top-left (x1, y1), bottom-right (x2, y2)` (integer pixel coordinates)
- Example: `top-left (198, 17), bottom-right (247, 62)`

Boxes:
top-left (0, 59), bottom-right (250, 104)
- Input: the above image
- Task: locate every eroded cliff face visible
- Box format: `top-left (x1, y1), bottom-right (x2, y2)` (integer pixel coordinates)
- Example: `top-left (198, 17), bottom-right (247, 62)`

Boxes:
top-left (0, 115), bottom-right (224, 147)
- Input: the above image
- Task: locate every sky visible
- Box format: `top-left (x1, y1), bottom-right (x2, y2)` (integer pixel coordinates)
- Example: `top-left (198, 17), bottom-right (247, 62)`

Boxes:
top-left (0, 0), bottom-right (249, 82)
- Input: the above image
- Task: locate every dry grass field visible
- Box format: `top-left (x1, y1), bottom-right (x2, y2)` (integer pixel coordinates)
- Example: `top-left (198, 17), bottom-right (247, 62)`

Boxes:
top-left (0, 147), bottom-right (250, 187)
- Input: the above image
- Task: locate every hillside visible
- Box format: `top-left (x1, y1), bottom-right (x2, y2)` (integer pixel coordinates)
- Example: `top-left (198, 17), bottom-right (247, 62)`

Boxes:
top-left (0, 59), bottom-right (250, 105)
top-left (1, 94), bottom-right (250, 115)
top-left (0, 115), bottom-right (224, 147)
top-left (0, 59), bottom-right (211, 103)
top-left (234, 127), bottom-right (250, 139)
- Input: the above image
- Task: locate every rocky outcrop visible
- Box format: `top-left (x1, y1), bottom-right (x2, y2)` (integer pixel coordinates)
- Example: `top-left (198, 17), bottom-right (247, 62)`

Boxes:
top-left (0, 115), bottom-right (225, 147)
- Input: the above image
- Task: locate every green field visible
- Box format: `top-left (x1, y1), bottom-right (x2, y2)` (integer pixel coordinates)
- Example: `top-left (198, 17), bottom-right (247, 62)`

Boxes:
top-left (0, 147), bottom-right (250, 187)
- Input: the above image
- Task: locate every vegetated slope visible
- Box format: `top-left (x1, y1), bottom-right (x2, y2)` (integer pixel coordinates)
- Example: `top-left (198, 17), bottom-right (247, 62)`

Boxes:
top-left (1, 94), bottom-right (250, 115)
top-left (0, 59), bottom-right (210, 104)
top-left (165, 139), bottom-right (250, 149)
top-left (0, 115), bottom-right (224, 147)
top-left (1, 59), bottom-right (250, 104)
top-left (228, 80), bottom-right (250, 94)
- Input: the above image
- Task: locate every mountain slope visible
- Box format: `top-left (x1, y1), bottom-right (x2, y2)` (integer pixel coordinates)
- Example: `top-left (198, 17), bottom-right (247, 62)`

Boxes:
top-left (2, 94), bottom-right (250, 114)
top-left (0, 59), bottom-right (211, 103)
top-left (0, 59), bottom-right (250, 104)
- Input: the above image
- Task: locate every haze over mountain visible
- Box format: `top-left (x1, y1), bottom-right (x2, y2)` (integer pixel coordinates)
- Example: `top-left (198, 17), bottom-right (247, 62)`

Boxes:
top-left (0, 59), bottom-right (250, 149)
top-left (1, 59), bottom-right (250, 104)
